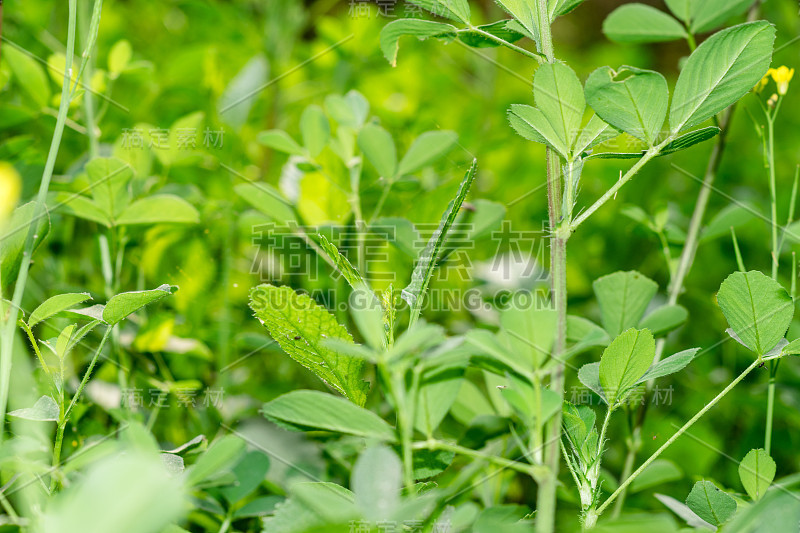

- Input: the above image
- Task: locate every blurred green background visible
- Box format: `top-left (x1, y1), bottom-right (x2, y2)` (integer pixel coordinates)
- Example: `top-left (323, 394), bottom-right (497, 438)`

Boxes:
top-left (2, 0), bottom-right (800, 528)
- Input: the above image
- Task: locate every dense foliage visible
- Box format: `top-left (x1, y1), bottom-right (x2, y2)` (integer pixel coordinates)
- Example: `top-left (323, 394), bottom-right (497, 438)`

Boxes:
top-left (1, 0), bottom-right (799, 532)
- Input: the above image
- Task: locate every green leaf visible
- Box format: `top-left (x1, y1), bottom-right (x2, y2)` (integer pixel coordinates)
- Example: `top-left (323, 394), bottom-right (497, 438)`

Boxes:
top-left (716, 270), bottom-right (794, 355)
top-left (115, 195), bottom-right (199, 226)
top-left (458, 20), bottom-right (525, 48)
top-left (102, 284), bottom-right (176, 326)
top-left (495, 0), bottom-right (539, 43)
top-left (397, 130), bottom-right (458, 176)
top-left (636, 348), bottom-right (700, 383)
top-left (574, 114), bottom-right (619, 156)
top-left (85, 157), bottom-right (134, 220)
top-left (551, 0), bottom-right (585, 18)
top-left (639, 304), bottom-right (689, 336)
top-left (220, 451), bottom-right (270, 504)
top-left (108, 39), bottom-right (133, 76)
top-left (358, 124), bottom-right (397, 178)
top-left (233, 182), bottom-right (296, 224)
top-left (599, 328), bottom-right (655, 405)
top-left (8, 395), bottom-right (59, 421)
top-left (685, 480), bottom-right (737, 527)
top-left (41, 452), bottom-right (185, 533)
top-left (402, 160), bottom-right (477, 324)
top-left (702, 203), bottom-right (756, 242)
top-left (186, 435), bottom-right (246, 487)
top-left (659, 126), bottom-right (721, 156)
top-left (585, 66), bottom-right (669, 146)
top-left (664, 0), bottom-right (691, 23)
top-left (249, 284), bottom-right (369, 405)
top-left (380, 19), bottom-right (457, 67)
top-left (48, 192), bottom-right (111, 226)
top-left (533, 61), bottom-right (585, 159)
top-left (300, 105), bottom-right (330, 158)
top-left (1, 202), bottom-right (51, 293)
top-left (603, 4), bottom-right (687, 43)
top-left (739, 448), bottom-right (776, 501)
top-left (631, 459), bottom-right (683, 493)
top-left (262, 390), bottom-right (395, 441)
top-left (318, 235), bottom-right (369, 291)
top-left (690, 0), bottom-right (758, 34)
top-left (352, 445), bottom-right (402, 521)
top-left (782, 339), bottom-right (800, 355)
top-left (218, 55), bottom-right (269, 130)
top-left (415, 362), bottom-right (466, 434)
top-left (577, 362), bottom-right (604, 402)
top-left (4, 44), bottom-right (51, 108)
top-left (499, 306), bottom-right (557, 371)
top-left (669, 21), bottom-right (776, 133)
top-left (324, 90), bottom-right (369, 129)
top-left (593, 271), bottom-right (658, 337)
top-left (408, 0), bottom-right (470, 24)
top-left (257, 130), bottom-right (305, 156)
top-left (263, 482), bottom-right (357, 533)
top-left (28, 293), bottom-right (92, 328)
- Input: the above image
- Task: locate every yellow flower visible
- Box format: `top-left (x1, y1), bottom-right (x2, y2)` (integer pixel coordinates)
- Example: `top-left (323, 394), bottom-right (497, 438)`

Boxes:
top-left (0, 162), bottom-right (21, 222)
top-left (770, 66), bottom-right (794, 96)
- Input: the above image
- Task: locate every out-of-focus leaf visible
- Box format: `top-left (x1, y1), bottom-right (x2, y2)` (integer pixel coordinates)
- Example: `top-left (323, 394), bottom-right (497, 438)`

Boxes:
top-left (115, 195), bottom-right (199, 225)
top-left (352, 445), bottom-right (402, 521)
top-left (218, 55), bottom-right (269, 130)
top-left (262, 390), bottom-right (395, 441)
top-left (186, 435), bottom-right (246, 487)
top-left (603, 4), bottom-right (687, 43)
top-left (397, 130), bottom-right (458, 176)
top-left (8, 395), bottom-right (59, 421)
top-left (0, 201), bottom-right (50, 292)
top-left (593, 271), bottom-right (658, 337)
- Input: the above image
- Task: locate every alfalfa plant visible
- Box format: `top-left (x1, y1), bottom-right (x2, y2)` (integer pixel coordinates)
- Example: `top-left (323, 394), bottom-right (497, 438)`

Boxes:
top-left (381, 0), bottom-right (792, 529)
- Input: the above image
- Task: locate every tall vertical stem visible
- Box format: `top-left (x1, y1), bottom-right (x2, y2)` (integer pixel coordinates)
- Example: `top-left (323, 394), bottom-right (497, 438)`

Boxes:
top-left (0, 0), bottom-right (78, 442)
top-left (765, 114), bottom-right (778, 453)
top-left (534, 2), bottom-right (567, 531)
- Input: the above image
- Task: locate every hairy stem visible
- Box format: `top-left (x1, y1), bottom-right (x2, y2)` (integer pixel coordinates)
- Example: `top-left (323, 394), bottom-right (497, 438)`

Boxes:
top-left (52, 326), bottom-right (111, 490)
top-left (413, 439), bottom-right (542, 477)
top-left (571, 138), bottom-right (674, 231)
top-left (460, 26), bottom-right (545, 63)
top-left (596, 357), bottom-right (768, 517)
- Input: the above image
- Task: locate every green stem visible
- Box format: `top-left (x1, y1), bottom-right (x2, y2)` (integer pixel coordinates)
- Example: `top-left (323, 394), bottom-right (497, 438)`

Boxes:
top-left (768, 115), bottom-right (778, 279)
top-left (535, 3), bottom-right (563, 531)
top-left (51, 326), bottom-right (111, 491)
top-left (79, 0), bottom-right (99, 157)
top-left (571, 139), bottom-right (674, 231)
top-left (413, 439), bottom-right (542, 477)
top-left (0, 0), bottom-right (79, 442)
top-left (63, 327), bottom-right (112, 422)
top-left (765, 359), bottom-right (778, 454)
top-left (596, 357), bottom-right (765, 517)
top-left (460, 26), bottom-right (545, 63)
